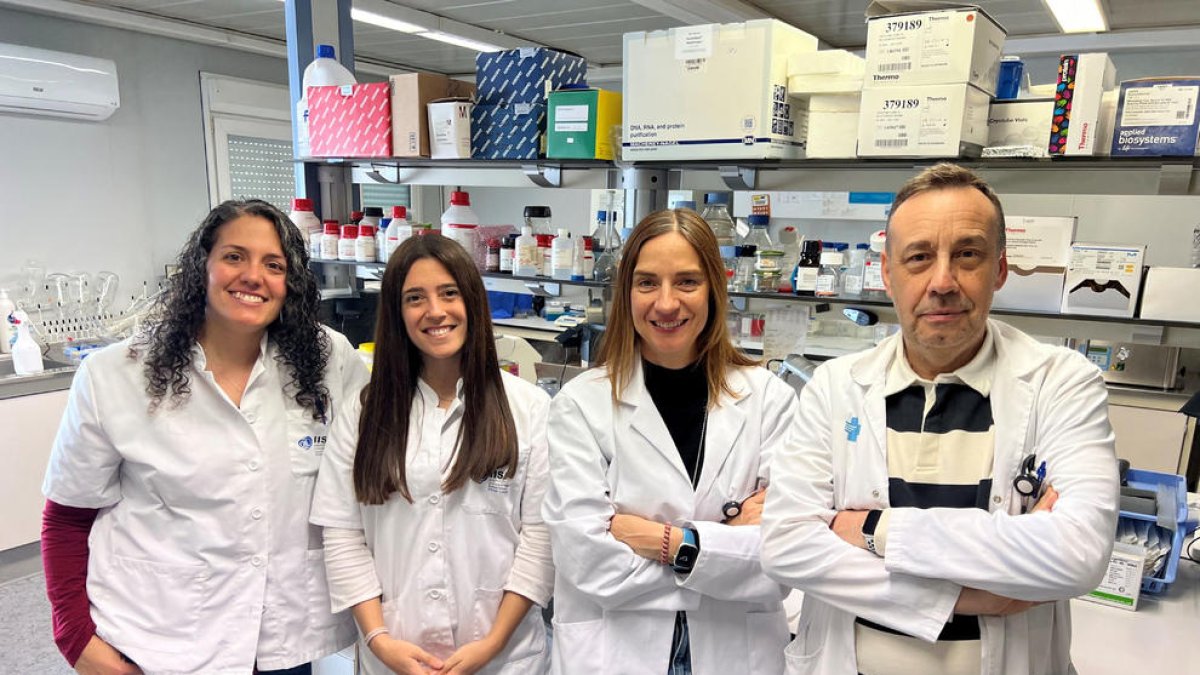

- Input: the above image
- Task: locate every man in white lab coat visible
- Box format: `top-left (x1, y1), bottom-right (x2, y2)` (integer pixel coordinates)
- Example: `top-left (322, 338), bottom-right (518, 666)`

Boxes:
top-left (761, 163), bottom-right (1119, 675)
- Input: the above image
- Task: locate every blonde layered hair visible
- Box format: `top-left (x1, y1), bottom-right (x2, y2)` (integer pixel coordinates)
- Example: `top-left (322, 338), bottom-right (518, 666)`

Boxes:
top-left (597, 208), bottom-right (757, 405)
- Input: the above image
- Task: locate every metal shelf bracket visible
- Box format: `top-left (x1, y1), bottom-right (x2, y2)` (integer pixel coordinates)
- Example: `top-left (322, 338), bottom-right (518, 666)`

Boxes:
top-left (718, 165), bottom-right (757, 191)
top-left (363, 164), bottom-right (400, 184)
top-left (1156, 162), bottom-right (1193, 195)
top-left (522, 163), bottom-right (562, 188)
top-left (523, 281), bottom-right (562, 297)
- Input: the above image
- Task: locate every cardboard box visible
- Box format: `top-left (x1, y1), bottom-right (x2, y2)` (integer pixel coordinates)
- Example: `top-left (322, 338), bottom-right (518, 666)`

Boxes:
top-left (1081, 542), bottom-right (1145, 611)
top-left (863, 2), bottom-right (1006, 96)
top-left (427, 98), bottom-right (473, 159)
top-left (993, 215), bottom-right (1076, 312)
top-left (1061, 243), bottom-right (1145, 318)
top-left (389, 73), bottom-right (475, 158)
top-left (987, 99), bottom-right (1055, 155)
top-left (307, 83), bottom-right (391, 157)
top-left (1111, 77), bottom-right (1200, 157)
top-left (622, 19), bottom-right (818, 161)
top-left (788, 49), bottom-right (865, 95)
top-left (1048, 53), bottom-right (1117, 156)
top-left (1139, 267), bottom-right (1200, 323)
top-left (806, 111), bottom-right (859, 158)
top-left (547, 88), bottom-right (622, 160)
top-left (857, 83), bottom-right (990, 157)
top-left (475, 47), bottom-right (587, 106)
top-left (471, 102), bottom-right (545, 159)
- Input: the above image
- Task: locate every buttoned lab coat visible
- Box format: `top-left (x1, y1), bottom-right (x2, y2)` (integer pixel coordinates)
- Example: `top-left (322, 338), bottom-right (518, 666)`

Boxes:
top-left (311, 371), bottom-right (554, 675)
top-left (42, 328), bottom-right (368, 674)
top-left (760, 320), bottom-right (1119, 675)
top-left (543, 361), bottom-right (794, 675)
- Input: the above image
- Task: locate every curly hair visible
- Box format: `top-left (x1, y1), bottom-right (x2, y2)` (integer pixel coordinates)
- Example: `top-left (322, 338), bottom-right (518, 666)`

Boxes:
top-left (133, 199), bottom-right (331, 417)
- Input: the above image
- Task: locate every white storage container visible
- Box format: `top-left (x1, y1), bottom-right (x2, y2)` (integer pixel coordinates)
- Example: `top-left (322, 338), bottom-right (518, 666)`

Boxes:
top-left (857, 83), bottom-right (991, 158)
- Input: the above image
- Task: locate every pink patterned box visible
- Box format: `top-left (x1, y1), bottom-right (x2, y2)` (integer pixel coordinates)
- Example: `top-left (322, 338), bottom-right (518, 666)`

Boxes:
top-left (308, 83), bottom-right (392, 157)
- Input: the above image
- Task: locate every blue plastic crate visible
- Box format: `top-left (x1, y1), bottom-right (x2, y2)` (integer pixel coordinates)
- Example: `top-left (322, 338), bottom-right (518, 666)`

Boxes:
top-left (1118, 468), bottom-right (1190, 593)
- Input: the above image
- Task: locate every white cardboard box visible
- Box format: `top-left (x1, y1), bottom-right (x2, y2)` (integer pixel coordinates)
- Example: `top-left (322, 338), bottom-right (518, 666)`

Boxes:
top-left (426, 98), bottom-right (472, 159)
top-left (622, 19), bottom-right (818, 160)
top-left (1061, 243), bottom-right (1145, 318)
top-left (1048, 53), bottom-right (1117, 156)
top-left (857, 83), bottom-right (990, 157)
top-left (806, 111), bottom-right (859, 158)
top-left (1140, 267), bottom-right (1200, 323)
top-left (987, 99), bottom-right (1055, 155)
top-left (993, 215), bottom-right (1076, 312)
top-left (863, 3), bottom-right (1006, 96)
top-left (1081, 542), bottom-right (1145, 611)
top-left (788, 49), bottom-right (865, 95)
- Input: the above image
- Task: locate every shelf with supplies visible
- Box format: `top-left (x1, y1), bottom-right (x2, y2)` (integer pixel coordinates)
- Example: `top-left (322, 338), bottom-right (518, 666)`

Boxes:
top-left (299, 156), bottom-right (1200, 196)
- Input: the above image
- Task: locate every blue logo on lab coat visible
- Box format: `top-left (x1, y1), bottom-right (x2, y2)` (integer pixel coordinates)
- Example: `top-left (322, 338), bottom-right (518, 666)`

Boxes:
top-left (844, 416), bottom-right (861, 442)
top-left (297, 436), bottom-right (314, 450)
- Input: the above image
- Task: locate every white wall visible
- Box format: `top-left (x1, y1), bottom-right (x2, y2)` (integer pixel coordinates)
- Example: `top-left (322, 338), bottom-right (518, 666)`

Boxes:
top-left (0, 7), bottom-right (290, 300)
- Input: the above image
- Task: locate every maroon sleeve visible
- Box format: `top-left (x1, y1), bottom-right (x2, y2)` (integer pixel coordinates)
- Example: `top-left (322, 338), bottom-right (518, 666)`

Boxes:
top-left (41, 499), bottom-right (99, 666)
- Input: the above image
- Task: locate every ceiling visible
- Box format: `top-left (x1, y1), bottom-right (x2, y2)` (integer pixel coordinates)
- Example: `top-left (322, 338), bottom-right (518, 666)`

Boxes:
top-left (19, 0), bottom-right (1200, 75)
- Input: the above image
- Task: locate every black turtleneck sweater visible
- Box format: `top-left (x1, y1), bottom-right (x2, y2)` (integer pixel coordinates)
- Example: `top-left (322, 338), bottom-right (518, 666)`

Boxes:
top-left (642, 358), bottom-right (708, 486)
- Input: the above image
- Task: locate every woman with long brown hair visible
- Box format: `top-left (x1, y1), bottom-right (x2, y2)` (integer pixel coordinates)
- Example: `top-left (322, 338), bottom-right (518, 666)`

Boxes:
top-left (311, 234), bottom-right (553, 675)
top-left (542, 208), bottom-right (797, 675)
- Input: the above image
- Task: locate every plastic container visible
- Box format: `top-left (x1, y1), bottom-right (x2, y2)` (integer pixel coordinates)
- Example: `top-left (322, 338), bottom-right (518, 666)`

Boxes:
top-left (515, 226), bottom-right (540, 277)
top-left (701, 193), bottom-right (737, 258)
top-left (582, 236), bottom-right (594, 278)
top-left (350, 210), bottom-right (364, 224)
top-left (289, 198), bottom-right (322, 256)
top-left (996, 56), bottom-right (1024, 100)
top-left (524, 206), bottom-right (553, 235)
top-left (863, 230), bottom-right (888, 300)
top-left (0, 289), bottom-right (14, 354)
top-left (744, 214), bottom-right (773, 249)
top-left (842, 243), bottom-right (869, 298)
top-left (320, 221), bottom-right (340, 260)
top-left (10, 310), bottom-right (43, 375)
top-left (442, 191), bottom-right (481, 267)
top-left (296, 44), bottom-right (356, 158)
top-left (753, 270), bottom-right (782, 293)
top-left (536, 234), bottom-right (554, 276)
top-left (359, 207), bottom-right (383, 261)
top-left (551, 228), bottom-right (574, 280)
top-left (816, 244), bottom-right (846, 297)
top-left (777, 227), bottom-right (802, 293)
top-left (734, 244), bottom-right (757, 292)
top-left (355, 224), bottom-right (376, 262)
top-left (571, 235), bottom-right (587, 281)
top-left (338, 224), bottom-right (359, 261)
top-left (386, 206), bottom-right (413, 259)
top-left (1120, 469), bottom-right (1193, 593)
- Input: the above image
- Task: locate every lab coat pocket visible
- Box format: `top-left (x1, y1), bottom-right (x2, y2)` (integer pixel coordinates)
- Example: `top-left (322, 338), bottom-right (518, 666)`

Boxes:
top-left (472, 588), bottom-right (546, 671)
top-left (784, 603), bottom-right (829, 674)
top-left (304, 549), bottom-right (349, 635)
top-left (746, 609), bottom-right (789, 675)
top-left (287, 408), bottom-right (328, 476)
top-left (98, 555), bottom-right (209, 666)
top-left (549, 617), bottom-right (604, 673)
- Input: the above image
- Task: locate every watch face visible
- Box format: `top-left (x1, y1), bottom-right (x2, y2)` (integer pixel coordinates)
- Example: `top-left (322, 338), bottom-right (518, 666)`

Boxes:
top-left (673, 543), bottom-right (698, 572)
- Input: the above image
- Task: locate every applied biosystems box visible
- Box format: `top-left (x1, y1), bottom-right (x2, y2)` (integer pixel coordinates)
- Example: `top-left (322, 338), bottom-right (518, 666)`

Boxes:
top-left (622, 19), bottom-right (818, 160)
top-left (863, 3), bottom-right (1006, 96)
top-left (1111, 77), bottom-right (1200, 156)
top-left (858, 83), bottom-right (990, 158)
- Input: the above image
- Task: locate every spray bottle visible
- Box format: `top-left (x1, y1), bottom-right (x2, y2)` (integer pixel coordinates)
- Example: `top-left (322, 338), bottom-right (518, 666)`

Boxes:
top-left (11, 310), bottom-right (44, 375)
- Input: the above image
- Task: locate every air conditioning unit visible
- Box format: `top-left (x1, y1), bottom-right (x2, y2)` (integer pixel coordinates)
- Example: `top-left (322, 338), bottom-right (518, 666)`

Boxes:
top-left (0, 42), bottom-right (119, 121)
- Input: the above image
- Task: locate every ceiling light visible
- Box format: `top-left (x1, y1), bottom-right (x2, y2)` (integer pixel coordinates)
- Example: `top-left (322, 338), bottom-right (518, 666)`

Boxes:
top-left (1045, 0), bottom-right (1109, 34)
top-left (421, 31), bottom-right (504, 53)
top-left (349, 8), bottom-right (423, 34)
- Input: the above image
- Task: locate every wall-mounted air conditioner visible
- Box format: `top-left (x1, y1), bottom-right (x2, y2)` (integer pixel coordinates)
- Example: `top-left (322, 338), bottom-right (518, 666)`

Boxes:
top-left (0, 42), bottom-right (119, 121)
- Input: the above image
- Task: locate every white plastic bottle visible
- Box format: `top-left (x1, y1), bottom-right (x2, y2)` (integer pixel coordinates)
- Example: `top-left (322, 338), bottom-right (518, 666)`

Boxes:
top-left (816, 244), bottom-right (846, 297)
top-left (10, 310), bottom-right (43, 375)
top-left (339, 224), bottom-right (359, 262)
top-left (551, 229), bottom-right (574, 280)
top-left (515, 225), bottom-right (540, 277)
top-left (862, 230), bottom-right (888, 300)
top-left (296, 44), bottom-right (356, 158)
top-left (842, 243), bottom-right (869, 298)
top-left (376, 217), bottom-right (390, 262)
top-left (0, 289), bottom-right (15, 354)
top-left (387, 206), bottom-right (413, 259)
top-left (441, 191), bottom-right (481, 267)
top-left (356, 224), bottom-right (377, 263)
top-left (320, 221), bottom-right (340, 260)
top-left (358, 207), bottom-right (383, 261)
top-left (288, 198), bottom-right (322, 255)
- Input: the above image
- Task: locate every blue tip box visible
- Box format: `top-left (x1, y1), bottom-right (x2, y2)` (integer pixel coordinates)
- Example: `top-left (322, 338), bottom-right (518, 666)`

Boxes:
top-left (475, 47), bottom-right (587, 107)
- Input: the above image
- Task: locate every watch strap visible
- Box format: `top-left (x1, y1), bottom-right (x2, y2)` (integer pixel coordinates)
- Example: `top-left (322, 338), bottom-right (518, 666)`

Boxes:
top-left (672, 527), bottom-right (700, 573)
top-left (862, 509), bottom-right (882, 556)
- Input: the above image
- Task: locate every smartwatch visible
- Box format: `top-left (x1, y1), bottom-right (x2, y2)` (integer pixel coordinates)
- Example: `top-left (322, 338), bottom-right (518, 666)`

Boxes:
top-left (862, 510), bottom-right (882, 556)
top-left (672, 527), bottom-right (700, 573)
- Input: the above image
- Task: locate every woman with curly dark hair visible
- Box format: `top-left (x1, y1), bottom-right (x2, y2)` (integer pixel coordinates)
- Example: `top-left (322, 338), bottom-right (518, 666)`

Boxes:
top-left (41, 199), bottom-right (369, 675)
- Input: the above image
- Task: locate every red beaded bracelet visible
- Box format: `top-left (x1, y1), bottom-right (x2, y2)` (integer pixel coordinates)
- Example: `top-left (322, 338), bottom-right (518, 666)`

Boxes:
top-left (659, 522), bottom-right (672, 565)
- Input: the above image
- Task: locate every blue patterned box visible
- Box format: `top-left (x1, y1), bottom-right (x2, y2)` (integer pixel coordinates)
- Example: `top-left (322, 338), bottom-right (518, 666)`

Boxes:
top-left (475, 48), bottom-right (587, 106)
top-left (471, 102), bottom-right (546, 159)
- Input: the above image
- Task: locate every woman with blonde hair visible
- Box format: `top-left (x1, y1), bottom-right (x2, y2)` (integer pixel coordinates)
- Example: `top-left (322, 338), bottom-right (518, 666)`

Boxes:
top-left (543, 208), bottom-right (798, 675)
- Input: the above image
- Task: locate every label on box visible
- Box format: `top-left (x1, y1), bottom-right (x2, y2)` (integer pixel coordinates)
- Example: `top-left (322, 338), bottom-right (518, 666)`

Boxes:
top-left (554, 104), bottom-right (590, 132)
top-left (1084, 542), bottom-right (1145, 610)
top-left (1121, 85), bottom-right (1198, 126)
top-left (872, 14), bottom-right (960, 76)
top-left (1004, 216), bottom-right (1075, 267)
top-left (871, 95), bottom-right (949, 150)
top-left (1070, 247), bottom-right (1140, 277)
top-left (675, 25), bottom-right (714, 60)
top-left (751, 193), bottom-right (771, 216)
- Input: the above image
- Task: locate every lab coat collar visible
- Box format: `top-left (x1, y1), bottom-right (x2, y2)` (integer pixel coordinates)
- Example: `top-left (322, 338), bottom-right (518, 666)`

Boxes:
top-left (852, 319), bottom-right (1043, 390)
top-left (622, 355), bottom-right (751, 493)
top-left (415, 376), bottom-right (465, 414)
top-left (191, 332), bottom-right (271, 370)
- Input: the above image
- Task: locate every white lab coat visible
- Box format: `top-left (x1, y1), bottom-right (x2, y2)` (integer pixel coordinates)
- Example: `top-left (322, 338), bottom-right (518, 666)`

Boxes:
top-left (310, 371), bottom-right (554, 675)
top-left (42, 327), bottom-right (368, 674)
top-left (761, 320), bottom-right (1119, 675)
top-left (543, 360), bottom-right (793, 675)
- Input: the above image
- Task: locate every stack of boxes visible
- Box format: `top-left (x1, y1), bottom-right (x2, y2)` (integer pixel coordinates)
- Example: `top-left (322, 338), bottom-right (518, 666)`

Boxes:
top-left (857, 4), bottom-right (1006, 158)
top-left (471, 47), bottom-right (588, 160)
top-left (621, 19), bottom-right (817, 161)
top-left (389, 73), bottom-right (475, 158)
top-left (788, 49), bottom-right (866, 158)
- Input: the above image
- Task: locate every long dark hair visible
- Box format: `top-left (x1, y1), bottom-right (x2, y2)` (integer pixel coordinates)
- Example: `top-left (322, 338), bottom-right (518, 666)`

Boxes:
top-left (598, 208), bottom-right (756, 405)
top-left (353, 234), bottom-right (518, 505)
top-left (132, 199), bottom-right (330, 416)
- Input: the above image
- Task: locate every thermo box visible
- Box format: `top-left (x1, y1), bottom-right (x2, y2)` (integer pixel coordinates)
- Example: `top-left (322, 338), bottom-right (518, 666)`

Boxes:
top-left (857, 83), bottom-right (990, 158)
top-left (1048, 53), bottom-right (1117, 156)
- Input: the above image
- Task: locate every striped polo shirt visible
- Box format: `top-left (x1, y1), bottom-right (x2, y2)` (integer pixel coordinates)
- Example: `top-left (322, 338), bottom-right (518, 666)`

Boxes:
top-left (855, 328), bottom-right (996, 675)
